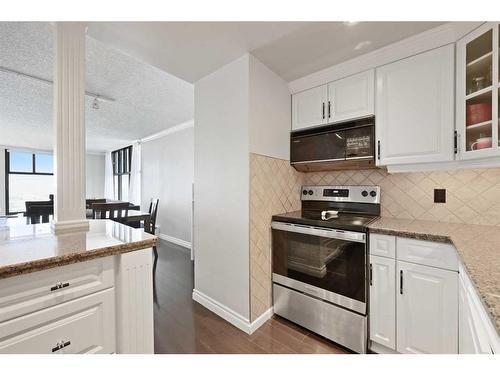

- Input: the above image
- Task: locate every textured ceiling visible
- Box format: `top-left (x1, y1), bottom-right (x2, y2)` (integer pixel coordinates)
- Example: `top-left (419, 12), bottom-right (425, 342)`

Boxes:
top-left (0, 22), bottom-right (194, 152)
top-left (88, 21), bottom-right (444, 83)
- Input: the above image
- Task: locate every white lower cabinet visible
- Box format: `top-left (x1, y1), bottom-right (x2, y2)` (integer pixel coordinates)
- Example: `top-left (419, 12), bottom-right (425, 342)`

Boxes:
top-left (368, 235), bottom-right (500, 354)
top-left (369, 255), bottom-right (396, 350)
top-left (0, 249), bottom-right (154, 354)
top-left (396, 261), bottom-right (458, 354)
top-left (0, 289), bottom-right (115, 354)
top-left (459, 264), bottom-right (500, 354)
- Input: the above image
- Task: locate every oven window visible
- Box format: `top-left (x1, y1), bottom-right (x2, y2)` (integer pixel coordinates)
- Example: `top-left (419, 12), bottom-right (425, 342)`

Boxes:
top-left (272, 229), bottom-right (366, 303)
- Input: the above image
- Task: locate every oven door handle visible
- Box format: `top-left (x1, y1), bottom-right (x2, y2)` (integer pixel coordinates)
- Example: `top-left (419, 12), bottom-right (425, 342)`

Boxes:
top-left (271, 221), bottom-right (365, 243)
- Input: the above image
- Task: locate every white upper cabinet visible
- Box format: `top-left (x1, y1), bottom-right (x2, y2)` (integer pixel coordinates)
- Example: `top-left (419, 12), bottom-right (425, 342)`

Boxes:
top-left (291, 84), bottom-right (328, 131)
top-left (456, 22), bottom-right (500, 160)
top-left (376, 44), bottom-right (455, 165)
top-left (291, 70), bottom-right (375, 131)
top-left (327, 70), bottom-right (375, 123)
top-left (397, 260), bottom-right (458, 354)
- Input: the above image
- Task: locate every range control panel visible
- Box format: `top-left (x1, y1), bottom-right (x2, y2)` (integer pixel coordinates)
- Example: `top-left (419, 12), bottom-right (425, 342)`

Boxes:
top-left (301, 185), bottom-right (380, 204)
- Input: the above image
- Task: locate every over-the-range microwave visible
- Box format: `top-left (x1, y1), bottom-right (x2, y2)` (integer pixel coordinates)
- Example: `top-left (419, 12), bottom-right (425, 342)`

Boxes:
top-left (290, 116), bottom-right (376, 172)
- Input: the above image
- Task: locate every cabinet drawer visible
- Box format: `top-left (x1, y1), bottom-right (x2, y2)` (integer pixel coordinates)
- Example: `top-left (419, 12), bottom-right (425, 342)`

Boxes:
top-left (397, 237), bottom-right (458, 271)
top-left (369, 234), bottom-right (396, 258)
top-left (0, 288), bottom-right (115, 354)
top-left (0, 257), bottom-right (114, 323)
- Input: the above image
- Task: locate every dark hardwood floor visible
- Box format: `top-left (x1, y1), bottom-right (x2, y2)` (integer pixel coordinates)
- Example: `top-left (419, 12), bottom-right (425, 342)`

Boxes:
top-left (153, 240), bottom-right (348, 354)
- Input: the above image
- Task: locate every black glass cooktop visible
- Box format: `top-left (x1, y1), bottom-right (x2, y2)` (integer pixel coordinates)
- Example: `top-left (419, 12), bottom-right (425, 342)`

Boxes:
top-left (272, 210), bottom-right (379, 232)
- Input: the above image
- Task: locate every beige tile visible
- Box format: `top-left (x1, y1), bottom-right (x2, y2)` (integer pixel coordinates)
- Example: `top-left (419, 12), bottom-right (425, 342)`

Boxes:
top-left (253, 158), bottom-right (500, 321)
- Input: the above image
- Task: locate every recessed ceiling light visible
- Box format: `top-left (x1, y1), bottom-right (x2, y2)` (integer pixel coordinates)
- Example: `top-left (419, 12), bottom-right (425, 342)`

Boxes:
top-left (354, 40), bottom-right (372, 50)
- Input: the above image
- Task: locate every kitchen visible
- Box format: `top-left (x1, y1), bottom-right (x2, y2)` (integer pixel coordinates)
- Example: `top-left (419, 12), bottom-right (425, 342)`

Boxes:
top-left (1, 2), bottom-right (499, 372)
top-left (193, 21), bottom-right (500, 356)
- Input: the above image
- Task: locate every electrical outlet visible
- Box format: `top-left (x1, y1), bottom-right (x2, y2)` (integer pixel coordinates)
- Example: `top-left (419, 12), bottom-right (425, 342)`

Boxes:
top-left (434, 189), bottom-right (446, 203)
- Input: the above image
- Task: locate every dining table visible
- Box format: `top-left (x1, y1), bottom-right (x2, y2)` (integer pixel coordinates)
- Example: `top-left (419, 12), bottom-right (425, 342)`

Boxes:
top-left (85, 209), bottom-right (151, 229)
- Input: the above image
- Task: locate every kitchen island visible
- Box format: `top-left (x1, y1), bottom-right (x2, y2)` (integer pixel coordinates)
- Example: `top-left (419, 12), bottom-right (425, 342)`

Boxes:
top-left (0, 219), bottom-right (157, 354)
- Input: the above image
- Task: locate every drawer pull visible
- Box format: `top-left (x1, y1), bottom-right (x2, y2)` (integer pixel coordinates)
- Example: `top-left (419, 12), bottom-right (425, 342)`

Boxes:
top-left (50, 282), bottom-right (70, 291)
top-left (51, 340), bottom-right (71, 353)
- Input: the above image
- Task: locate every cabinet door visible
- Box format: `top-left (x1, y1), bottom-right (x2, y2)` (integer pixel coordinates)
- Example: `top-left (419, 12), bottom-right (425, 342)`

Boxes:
top-left (459, 275), bottom-right (488, 353)
top-left (459, 265), bottom-right (500, 354)
top-left (328, 70), bottom-right (374, 123)
top-left (397, 261), bottom-right (458, 354)
top-left (292, 85), bottom-right (328, 131)
top-left (376, 44), bottom-right (455, 165)
top-left (456, 22), bottom-right (500, 160)
top-left (369, 255), bottom-right (396, 350)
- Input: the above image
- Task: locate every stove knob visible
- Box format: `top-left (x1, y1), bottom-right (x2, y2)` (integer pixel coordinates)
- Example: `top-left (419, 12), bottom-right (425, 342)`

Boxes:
top-left (361, 190), bottom-right (368, 197)
top-left (308, 190), bottom-right (314, 195)
top-left (370, 190), bottom-right (377, 197)
top-left (302, 190), bottom-right (308, 195)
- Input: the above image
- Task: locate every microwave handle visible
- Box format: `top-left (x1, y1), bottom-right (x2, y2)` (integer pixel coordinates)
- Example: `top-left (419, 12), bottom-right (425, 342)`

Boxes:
top-left (271, 221), bottom-right (365, 243)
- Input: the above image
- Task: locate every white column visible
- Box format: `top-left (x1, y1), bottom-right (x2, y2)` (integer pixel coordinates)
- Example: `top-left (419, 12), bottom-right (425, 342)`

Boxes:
top-left (52, 22), bottom-right (88, 232)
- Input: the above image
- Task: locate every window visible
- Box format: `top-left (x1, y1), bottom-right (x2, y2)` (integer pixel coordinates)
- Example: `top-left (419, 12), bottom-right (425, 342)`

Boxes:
top-left (5, 150), bottom-right (55, 214)
top-left (112, 145), bottom-right (132, 201)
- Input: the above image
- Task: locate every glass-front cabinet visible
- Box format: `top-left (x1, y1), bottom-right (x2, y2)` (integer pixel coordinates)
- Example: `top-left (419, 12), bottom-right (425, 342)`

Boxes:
top-left (457, 22), bottom-right (500, 159)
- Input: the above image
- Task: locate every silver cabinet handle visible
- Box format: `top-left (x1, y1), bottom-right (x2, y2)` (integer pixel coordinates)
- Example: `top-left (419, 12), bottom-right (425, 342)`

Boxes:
top-left (50, 281), bottom-right (70, 291)
top-left (52, 340), bottom-right (71, 352)
top-left (322, 102), bottom-right (325, 119)
top-left (328, 101), bottom-right (331, 118)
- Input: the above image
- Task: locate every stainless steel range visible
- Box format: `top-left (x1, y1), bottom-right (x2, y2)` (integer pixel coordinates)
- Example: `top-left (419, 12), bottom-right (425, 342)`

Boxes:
top-left (271, 185), bottom-right (380, 353)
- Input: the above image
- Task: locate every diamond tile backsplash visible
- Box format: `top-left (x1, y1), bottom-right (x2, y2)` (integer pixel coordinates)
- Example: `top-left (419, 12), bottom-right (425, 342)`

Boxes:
top-left (249, 153), bottom-right (303, 321)
top-left (303, 168), bottom-right (500, 225)
top-left (249, 154), bottom-right (500, 321)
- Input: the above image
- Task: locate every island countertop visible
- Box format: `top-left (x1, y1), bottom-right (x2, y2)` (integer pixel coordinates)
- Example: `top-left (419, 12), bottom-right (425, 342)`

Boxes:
top-left (368, 217), bottom-right (500, 333)
top-left (0, 219), bottom-right (157, 279)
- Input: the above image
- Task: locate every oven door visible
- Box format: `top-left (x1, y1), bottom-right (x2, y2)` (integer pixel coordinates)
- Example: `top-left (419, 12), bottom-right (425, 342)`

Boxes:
top-left (271, 221), bottom-right (367, 314)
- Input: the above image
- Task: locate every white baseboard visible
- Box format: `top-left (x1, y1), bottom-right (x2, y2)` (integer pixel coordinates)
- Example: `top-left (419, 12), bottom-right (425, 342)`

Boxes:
top-left (192, 289), bottom-right (252, 333)
top-left (158, 233), bottom-right (191, 249)
top-left (192, 289), bottom-right (273, 335)
top-left (248, 307), bottom-right (274, 334)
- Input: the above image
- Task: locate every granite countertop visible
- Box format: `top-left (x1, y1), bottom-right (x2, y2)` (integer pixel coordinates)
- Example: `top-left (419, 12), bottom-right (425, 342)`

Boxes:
top-left (0, 219), bottom-right (157, 279)
top-left (368, 217), bottom-right (500, 332)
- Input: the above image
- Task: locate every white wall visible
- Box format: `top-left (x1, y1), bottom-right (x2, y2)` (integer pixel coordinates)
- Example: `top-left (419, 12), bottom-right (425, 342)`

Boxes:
top-left (194, 55), bottom-right (251, 320)
top-left (193, 54), bottom-right (291, 326)
top-left (86, 153), bottom-right (105, 199)
top-left (141, 125), bottom-right (194, 244)
top-left (249, 55), bottom-right (291, 160)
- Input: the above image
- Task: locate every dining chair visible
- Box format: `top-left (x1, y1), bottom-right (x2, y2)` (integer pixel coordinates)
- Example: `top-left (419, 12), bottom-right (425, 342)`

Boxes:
top-left (144, 198), bottom-right (159, 260)
top-left (91, 202), bottom-right (130, 221)
top-left (25, 203), bottom-right (54, 224)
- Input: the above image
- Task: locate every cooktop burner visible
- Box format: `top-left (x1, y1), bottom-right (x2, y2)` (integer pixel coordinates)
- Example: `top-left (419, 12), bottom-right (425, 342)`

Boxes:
top-left (272, 210), bottom-right (378, 232)
top-left (272, 185), bottom-right (381, 232)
